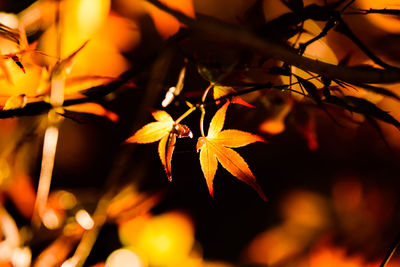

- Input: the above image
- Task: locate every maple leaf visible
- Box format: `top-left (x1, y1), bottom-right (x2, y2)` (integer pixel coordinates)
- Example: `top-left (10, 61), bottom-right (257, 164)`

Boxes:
top-left (125, 110), bottom-right (192, 181)
top-left (3, 94), bottom-right (27, 110)
top-left (196, 102), bottom-right (267, 200)
top-left (213, 85), bottom-right (255, 108)
top-left (63, 103), bottom-right (119, 122)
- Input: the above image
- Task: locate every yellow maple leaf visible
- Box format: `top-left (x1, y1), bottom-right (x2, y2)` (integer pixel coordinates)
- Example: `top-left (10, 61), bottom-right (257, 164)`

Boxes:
top-left (3, 94), bottom-right (27, 110)
top-left (196, 102), bottom-right (267, 200)
top-left (125, 110), bottom-right (192, 181)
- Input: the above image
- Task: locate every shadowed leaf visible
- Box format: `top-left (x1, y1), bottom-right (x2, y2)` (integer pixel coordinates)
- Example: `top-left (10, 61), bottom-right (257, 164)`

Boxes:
top-left (296, 75), bottom-right (343, 126)
top-left (213, 86), bottom-right (254, 107)
top-left (159, 132), bottom-right (177, 181)
top-left (294, 75), bottom-right (320, 103)
top-left (353, 83), bottom-right (400, 100)
top-left (346, 96), bottom-right (400, 128)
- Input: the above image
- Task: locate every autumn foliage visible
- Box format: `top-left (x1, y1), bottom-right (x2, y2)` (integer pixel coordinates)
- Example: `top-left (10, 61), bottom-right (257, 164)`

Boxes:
top-left (0, 0), bottom-right (399, 266)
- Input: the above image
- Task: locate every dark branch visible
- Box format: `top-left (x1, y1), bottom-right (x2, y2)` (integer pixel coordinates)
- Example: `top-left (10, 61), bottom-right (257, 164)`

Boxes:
top-left (145, 0), bottom-right (400, 84)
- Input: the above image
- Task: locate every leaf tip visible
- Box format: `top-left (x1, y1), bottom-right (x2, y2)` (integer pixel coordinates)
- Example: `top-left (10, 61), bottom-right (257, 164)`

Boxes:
top-left (196, 137), bottom-right (207, 152)
top-left (167, 172), bottom-right (173, 182)
top-left (259, 190), bottom-right (268, 201)
top-left (231, 96), bottom-right (255, 108)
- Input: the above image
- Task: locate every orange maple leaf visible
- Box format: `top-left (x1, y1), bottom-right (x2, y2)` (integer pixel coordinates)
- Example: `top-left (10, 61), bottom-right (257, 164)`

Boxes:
top-left (196, 102), bottom-right (267, 200)
top-left (213, 85), bottom-right (255, 108)
top-left (125, 110), bottom-right (192, 181)
top-left (64, 103), bottom-right (119, 122)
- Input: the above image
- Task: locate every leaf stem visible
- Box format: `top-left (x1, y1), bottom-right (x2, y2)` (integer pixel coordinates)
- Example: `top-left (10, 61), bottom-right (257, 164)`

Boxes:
top-left (175, 106), bottom-right (196, 124)
top-left (200, 105), bottom-right (206, 137)
top-left (199, 84), bottom-right (213, 137)
top-left (202, 84), bottom-right (213, 102)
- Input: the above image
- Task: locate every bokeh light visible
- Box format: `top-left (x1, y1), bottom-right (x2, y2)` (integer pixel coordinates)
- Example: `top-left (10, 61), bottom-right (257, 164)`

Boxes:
top-left (105, 249), bottom-right (145, 267)
top-left (119, 211), bottom-right (195, 266)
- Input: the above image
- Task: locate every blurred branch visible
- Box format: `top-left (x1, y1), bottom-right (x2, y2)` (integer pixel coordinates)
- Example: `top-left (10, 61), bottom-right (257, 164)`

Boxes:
top-left (69, 194), bottom-right (110, 267)
top-left (144, 0), bottom-right (400, 84)
top-left (380, 233), bottom-right (400, 267)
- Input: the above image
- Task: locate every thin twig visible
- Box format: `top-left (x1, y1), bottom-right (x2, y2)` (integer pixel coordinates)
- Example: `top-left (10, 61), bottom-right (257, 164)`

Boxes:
top-left (345, 8), bottom-right (400, 16)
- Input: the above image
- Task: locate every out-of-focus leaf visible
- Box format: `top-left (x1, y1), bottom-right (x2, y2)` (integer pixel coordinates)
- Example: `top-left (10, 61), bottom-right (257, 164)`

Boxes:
top-left (34, 234), bottom-right (82, 267)
top-left (3, 94), bottom-right (27, 110)
top-left (324, 94), bottom-right (353, 111)
top-left (18, 24), bottom-right (28, 51)
top-left (4, 174), bottom-right (36, 219)
top-left (108, 187), bottom-right (163, 222)
top-left (0, 23), bottom-right (19, 44)
top-left (0, 57), bottom-right (12, 84)
top-left (51, 41), bottom-right (88, 77)
top-left (352, 83), bottom-right (400, 100)
top-left (259, 96), bottom-right (293, 135)
top-left (296, 75), bottom-right (342, 126)
top-left (197, 102), bottom-right (266, 200)
top-left (213, 86), bottom-right (254, 108)
top-left (292, 107), bottom-right (319, 150)
top-left (345, 96), bottom-right (400, 128)
top-left (325, 95), bottom-right (400, 128)
top-left (64, 103), bottom-right (119, 122)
